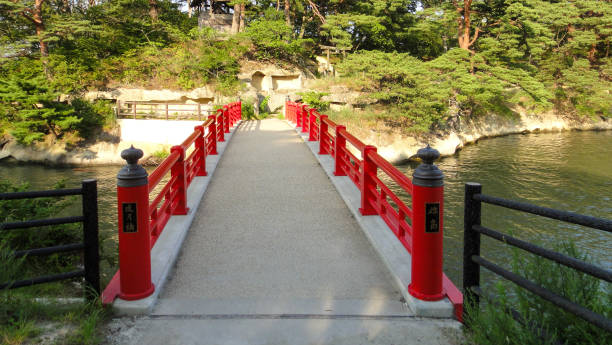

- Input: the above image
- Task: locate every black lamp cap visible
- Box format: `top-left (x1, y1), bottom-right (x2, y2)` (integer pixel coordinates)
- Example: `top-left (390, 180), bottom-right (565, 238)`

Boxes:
top-left (412, 145), bottom-right (444, 187)
top-left (117, 145), bottom-right (148, 187)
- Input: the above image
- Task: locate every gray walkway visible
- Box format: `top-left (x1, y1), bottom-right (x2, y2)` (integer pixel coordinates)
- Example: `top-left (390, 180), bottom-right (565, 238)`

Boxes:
top-left (104, 119), bottom-right (461, 345)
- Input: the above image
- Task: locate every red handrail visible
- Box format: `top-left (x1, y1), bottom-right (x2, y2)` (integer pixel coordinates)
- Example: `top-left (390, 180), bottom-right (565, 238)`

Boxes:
top-left (286, 99), bottom-right (462, 320)
top-left (103, 101), bottom-right (242, 306)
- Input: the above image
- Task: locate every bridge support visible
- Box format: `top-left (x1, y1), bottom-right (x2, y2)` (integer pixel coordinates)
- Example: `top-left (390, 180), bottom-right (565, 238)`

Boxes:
top-left (409, 145), bottom-right (444, 301)
top-left (116, 146), bottom-right (155, 300)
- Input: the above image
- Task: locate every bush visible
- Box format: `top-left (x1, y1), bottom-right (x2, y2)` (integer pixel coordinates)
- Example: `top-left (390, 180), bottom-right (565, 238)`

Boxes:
top-left (297, 91), bottom-right (330, 111)
top-left (464, 242), bottom-right (612, 345)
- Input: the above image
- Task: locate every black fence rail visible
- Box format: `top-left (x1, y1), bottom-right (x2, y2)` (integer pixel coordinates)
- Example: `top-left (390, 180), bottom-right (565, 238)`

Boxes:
top-left (463, 182), bottom-right (612, 333)
top-left (0, 180), bottom-right (100, 301)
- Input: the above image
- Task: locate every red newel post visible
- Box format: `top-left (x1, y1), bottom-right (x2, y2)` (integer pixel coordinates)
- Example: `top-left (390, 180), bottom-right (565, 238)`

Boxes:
top-left (308, 109), bottom-right (317, 141)
top-left (223, 106), bottom-right (230, 134)
top-left (217, 110), bottom-right (225, 142)
top-left (334, 125), bottom-right (347, 176)
top-left (194, 125), bottom-right (207, 176)
top-left (170, 145), bottom-right (189, 216)
top-left (409, 145), bottom-right (444, 301)
top-left (208, 115), bottom-right (218, 155)
top-left (319, 115), bottom-right (329, 155)
top-left (116, 146), bottom-right (154, 300)
top-left (301, 105), bottom-right (308, 133)
top-left (238, 98), bottom-right (242, 122)
top-left (360, 145), bottom-right (378, 216)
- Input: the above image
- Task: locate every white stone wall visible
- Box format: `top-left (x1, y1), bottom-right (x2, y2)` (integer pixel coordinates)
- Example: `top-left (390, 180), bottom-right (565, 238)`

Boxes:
top-left (118, 119), bottom-right (207, 146)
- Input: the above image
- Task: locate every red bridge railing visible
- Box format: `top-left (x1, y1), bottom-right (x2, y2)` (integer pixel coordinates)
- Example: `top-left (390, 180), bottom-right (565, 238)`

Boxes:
top-left (286, 100), bottom-right (463, 320)
top-left (102, 101), bottom-right (241, 304)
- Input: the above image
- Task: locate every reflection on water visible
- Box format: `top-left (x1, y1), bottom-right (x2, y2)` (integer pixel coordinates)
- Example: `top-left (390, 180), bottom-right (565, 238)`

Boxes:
top-left (1, 130), bottom-right (611, 288)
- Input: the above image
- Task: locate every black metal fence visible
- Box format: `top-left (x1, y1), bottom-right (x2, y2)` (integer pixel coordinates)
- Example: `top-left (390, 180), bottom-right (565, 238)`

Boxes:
top-left (0, 179), bottom-right (100, 301)
top-left (463, 182), bottom-right (612, 332)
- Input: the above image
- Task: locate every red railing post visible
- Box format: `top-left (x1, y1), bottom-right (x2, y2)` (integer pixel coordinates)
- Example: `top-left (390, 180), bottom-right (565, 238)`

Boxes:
top-left (409, 145), bottom-right (444, 301)
top-left (308, 109), bottom-right (317, 141)
top-left (360, 145), bottom-right (378, 216)
top-left (301, 105), bottom-right (308, 133)
top-left (334, 126), bottom-right (347, 176)
top-left (217, 110), bottom-right (225, 142)
top-left (319, 115), bottom-right (329, 155)
top-left (170, 145), bottom-right (189, 216)
top-left (207, 115), bottom-right (218, 155)
top-left (296, 103), bottom-right (302, 127)
top-left (223, 106), bottom-right (230, 134)
top-left (116, 146), bottom-right (154, 300)
top-left (238, 98), bottom-right (242, 122)
top-left (194, 125), bottom-right (207, 176)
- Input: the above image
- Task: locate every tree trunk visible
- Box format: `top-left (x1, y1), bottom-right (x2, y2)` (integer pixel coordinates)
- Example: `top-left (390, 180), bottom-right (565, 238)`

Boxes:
top-left (231, 4), bottom-right (241, 34)
top-left (277, 0), bottom-right (280, 11)
top-left (239, 4), bottom-right (245, 32)
top-left (89, 0), bottom-right (95, 7)
top-left (284, 0), bottom-right (291, 27)
top-left (33, 0), bottom-right (48, 57)
top-left (149, 0), bottom-right (158, 21)
top-left (298, 15), bottom-right (308, 39)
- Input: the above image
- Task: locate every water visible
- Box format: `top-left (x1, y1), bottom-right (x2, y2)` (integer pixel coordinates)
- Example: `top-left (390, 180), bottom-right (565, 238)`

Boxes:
top-left (391, 130), bottom-right (612, 288)
top-left (1, 130), bottom-right (611, 289)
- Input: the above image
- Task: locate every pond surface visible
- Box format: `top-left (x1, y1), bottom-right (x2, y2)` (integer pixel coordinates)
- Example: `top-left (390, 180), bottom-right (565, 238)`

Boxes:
top-left (1, 130), bottom-right (611, 288)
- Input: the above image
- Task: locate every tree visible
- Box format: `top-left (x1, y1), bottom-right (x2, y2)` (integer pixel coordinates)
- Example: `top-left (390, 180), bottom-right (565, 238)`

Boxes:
top-left (0, 66), bottom-right (80, 144)
top-left (1, 0), bottom-right (49, 56)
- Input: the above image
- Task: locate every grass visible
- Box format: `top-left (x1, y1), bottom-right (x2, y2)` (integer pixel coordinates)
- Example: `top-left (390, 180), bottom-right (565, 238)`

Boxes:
top-left (0, 184), bottom-right (111, 345)
top-left (151, 149), bottom-right (170, 160)
top-left (463, 242), bottom-right (612, 345)
top-left (0, 291), bottom-right (110, 345)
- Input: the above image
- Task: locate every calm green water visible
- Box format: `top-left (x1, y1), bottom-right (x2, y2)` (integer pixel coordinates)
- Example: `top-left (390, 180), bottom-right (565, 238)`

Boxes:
top-left (391, 130), bottom-right (612, 287)
top-left (1, 130), bottom-right (611, 288)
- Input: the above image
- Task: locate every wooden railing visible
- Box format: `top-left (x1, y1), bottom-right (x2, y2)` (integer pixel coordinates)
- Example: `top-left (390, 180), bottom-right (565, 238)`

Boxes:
top-left (116, 101), bottom-right (214, 121)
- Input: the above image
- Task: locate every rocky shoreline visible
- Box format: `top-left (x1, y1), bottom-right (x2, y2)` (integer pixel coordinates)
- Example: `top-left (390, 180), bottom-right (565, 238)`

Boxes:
top-left (1, 111), bottom-right (610, 166)
top-left (359, 111), bottom-right (612, 164)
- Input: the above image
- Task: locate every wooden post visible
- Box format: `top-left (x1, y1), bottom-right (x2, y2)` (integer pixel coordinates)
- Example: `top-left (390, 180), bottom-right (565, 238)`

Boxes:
top-left (165, 103), bottom-right (169, 120)
top-left (133, 103), bottom-right (136, 119)
top-left (198, 104), bottom-right (202, 121)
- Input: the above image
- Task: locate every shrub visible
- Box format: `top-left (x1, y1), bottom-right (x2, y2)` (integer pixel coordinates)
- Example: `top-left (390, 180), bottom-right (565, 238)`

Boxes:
top-left (0, 180), bottom-right (81, 276)
top-left (464, 242), bottom-right (612, 345)
top-left (297, 91), bottom-right (330, 111)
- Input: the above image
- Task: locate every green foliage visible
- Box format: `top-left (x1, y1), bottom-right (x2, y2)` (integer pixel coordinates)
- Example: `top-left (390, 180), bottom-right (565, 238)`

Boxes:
top-left (0, 180), bottom-right (81, 274)
top-left (243, 8), bottom-right (313, 65)
top-left (337, 49), bottom-right (552, 132)
top-left (152, 149), bottom-right (169, 160)
top-left (0, 62), bottom-right (80, 144)
top-left (298, 91), bottom-right (330, 111)
top-left (241, 100), bottom-right (256, 120)
top-left (465, 242), bottom-right (612, 345)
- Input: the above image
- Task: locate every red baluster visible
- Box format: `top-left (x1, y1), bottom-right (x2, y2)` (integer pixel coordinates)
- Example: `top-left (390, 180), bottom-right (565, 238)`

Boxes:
top-left (194, 125), bottom-right (207, 176)
top-left (334, 126), bottom-right (347, 176)
top-left (360, 145), bottom-right (378, 216)
top-left (170, 145), bottom-right (189, 216)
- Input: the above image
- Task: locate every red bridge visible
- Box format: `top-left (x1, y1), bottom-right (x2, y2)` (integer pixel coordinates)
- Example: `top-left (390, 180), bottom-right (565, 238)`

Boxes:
top-left (101, 99), bottom-right (463, 344)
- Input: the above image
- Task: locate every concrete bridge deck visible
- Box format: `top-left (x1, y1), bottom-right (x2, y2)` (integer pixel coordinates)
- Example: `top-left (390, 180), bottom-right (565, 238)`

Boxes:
top-left (105, 119), bottom-right (461, 345)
